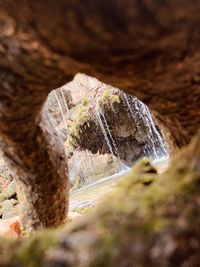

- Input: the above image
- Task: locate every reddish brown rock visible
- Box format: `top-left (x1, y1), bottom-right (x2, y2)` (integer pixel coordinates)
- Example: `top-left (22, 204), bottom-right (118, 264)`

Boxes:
top-left (0, 0), bottom-right (199, 230)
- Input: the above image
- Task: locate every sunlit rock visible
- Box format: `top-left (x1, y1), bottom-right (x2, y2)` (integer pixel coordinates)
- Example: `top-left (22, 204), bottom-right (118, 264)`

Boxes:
top-left (68, 150), bottom-right (124, 190)
top-left (64, 74), bottom-right (168, 166)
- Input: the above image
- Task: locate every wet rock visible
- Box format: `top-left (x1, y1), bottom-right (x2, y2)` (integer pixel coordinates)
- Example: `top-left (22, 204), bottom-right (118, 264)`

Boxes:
top-left (66, 75), bottom-right (168, 166)
top-left (68, 150), bottom-right (124, 189)
top-left (0, 131), bottom-right (199, 266)
top-left (47, 88), bottom-right (74, 125)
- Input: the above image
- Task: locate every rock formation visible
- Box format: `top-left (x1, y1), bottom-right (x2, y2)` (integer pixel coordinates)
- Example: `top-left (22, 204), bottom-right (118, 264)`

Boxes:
top-left (0, 131), bottom-right (199, 266)
top-left (65, 75), bottom-right (168, 166)
top-left (0, 0), bottom-right (199, 233)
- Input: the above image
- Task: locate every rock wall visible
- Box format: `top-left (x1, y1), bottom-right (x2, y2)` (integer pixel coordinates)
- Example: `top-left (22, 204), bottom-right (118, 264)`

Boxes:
top-left (1, 0), bottom-right (199, 146)
top-left (66, 75), bottom-right (168, 166)
top-left (0, 0), bottom-right (200, 230)
top-left (0, 131), bottom-right (199, 266)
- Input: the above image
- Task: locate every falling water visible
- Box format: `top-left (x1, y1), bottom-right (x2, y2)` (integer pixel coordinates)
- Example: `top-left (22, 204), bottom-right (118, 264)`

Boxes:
top-left (85, 150), bottom-right (95, 177)
top-left (141, 104), bottom-right (168, 157)
top-left (133, 97), bottom-right (168, 158)
top-left (101, 112), bottom-right (120, 158)
top-left (60, 88), bottom-right (69, 118)
top-left (54, 90), bottom-right (66, 121)
top-left (53, 88), bottom-right (71, 135)
top-left (123, 93), bottom-right (150, 155)
top-left (123, 93), bottom-right (168, 159)
top-left (79, 152), bottom-right (91, 185)
top-left (49, 74), bottom-right (169, 201)
top-left (96, 110), bottom-right (115, 156)
top-left (110, 102), bottom-right (119, 118)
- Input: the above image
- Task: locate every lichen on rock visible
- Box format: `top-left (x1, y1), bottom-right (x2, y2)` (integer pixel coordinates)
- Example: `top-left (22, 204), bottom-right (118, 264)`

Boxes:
top-left (65, 75), bottom-right (168, 166)
top-left (0, 130), bottom-right (199, 266)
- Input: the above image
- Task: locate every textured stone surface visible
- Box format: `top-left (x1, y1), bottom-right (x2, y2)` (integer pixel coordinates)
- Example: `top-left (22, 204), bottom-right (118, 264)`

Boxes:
top-left (0, 0), bottom-right (200, 231)
top-left (0, 131), bottom-right (199, 266)
top-left (65, 76), bottom-right (168, 166)
top-left (0, 0), bottom-right (200, 145)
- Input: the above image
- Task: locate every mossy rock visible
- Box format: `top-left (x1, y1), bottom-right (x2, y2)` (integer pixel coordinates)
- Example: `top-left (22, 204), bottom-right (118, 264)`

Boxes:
top-left (65, 84), bottom-right (122, 154)
top-left (65, 78), bottom-right (167, 166)
top-left (0, 132), bottom-right (199, 266)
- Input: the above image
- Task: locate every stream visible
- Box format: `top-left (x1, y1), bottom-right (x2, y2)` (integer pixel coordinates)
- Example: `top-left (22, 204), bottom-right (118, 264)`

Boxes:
top-left (50, 75), bottom-right (170, 213)
top-left (69, 157), bottom-right (169, 212)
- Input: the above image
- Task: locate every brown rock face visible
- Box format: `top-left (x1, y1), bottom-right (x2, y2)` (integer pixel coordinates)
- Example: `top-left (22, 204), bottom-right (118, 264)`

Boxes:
top-left (66, 75), bottom-right (168, 166)
top-left (0, 0), bottom-right (200, 229)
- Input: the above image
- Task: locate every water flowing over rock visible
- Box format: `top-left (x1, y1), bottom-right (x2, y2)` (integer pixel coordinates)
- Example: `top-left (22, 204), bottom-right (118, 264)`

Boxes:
top-left (45, 74), bottom-right (169, 189)
top-left (63, 74), bottom-right (168, 166)
top-left (47, 88), bottom-right (73, 125)
top-left (68, 150), bottom-right (124, 190)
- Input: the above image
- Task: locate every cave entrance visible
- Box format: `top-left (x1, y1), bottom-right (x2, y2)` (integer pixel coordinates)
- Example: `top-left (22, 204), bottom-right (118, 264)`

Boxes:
top-left (46, 73), bottom-right (169, 212)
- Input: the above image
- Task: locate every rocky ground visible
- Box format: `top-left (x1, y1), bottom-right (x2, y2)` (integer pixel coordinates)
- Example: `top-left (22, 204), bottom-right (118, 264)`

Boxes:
top-left (0, 74), bottom-right (170, 219)
top-left (68, 151), bottom-right (124, 190)
top-left (0, 156), bottom-right (17, 220)
top-left (0, 130), bottom-right (199, 266)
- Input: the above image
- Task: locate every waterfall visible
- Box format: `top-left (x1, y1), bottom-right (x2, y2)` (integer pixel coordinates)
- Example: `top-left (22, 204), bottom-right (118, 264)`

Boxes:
top-left (53, 88), bottom-right (70, 124)
top-left (49, 74), bottom-right (170, 194)
top-left (96, 110), bottom-right (115, 156)
top-left (60, 88), bottom-right (69, 118)
top-left (78, 152), bottom-right (91, 185)
top-left (123, 93), bottom-right (150, 155)
top-left (110, 102), bottom-right (118, 118)
top-left (85, 150), bottom-right (95, 178)
top-left (101, 112), bottom-right (120, 158)
top-left (141, 104), bottom-right (168, 157)
top-left (123, 93), bottom-right (168, 159)
top-left (132, 97), bottom-right (168, 158)
top-left (54, 90), bottom-right (66, 121)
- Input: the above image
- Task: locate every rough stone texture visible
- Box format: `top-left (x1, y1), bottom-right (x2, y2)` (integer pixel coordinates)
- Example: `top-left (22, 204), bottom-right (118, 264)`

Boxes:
top-left (0, 131), bottom-right (199, 266)
top-left (66, 76), bottom-right (168, 166)
top-left (0, 155), bottom-right (13, 193)
top-left (0, 180), bottom-right (16, 203)
top-left (47, 89), bottom-right (74, 125)
top-left (1, 0), bottom-right (200, 144)
top-left (0, 199), bottom-right (18, 219)
top-left (0, 73), bottom-right (69, 230)
top-left (68, 151), bottom-right (123, 189)
top-left (0, 0), bottom-right (200, 230)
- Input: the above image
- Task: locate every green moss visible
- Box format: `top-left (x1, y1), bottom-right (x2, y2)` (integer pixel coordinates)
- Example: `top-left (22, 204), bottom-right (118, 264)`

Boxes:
top-left (66, 89), bottom-right (121, 151)
top-left (94, 135), bottom-right (200, 246)
top-left (12, 230), bottom-right (60, 267)
top-left (71, 205), bottom-right (95, 214)
top-left (82, 97), bottom-right (89, 106)
top-left (100, 89), bottom-right (120, 105)
top-left (117, 158), bottom-right (157, 190)
top-left (0, 134), bottom-right (199, 266)
top-left (66, 98), bottom-right (91, 148)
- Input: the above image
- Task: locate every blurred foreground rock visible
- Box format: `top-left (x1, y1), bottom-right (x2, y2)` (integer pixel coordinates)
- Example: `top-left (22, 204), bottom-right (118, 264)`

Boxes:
top-left (0, 130), bottom-right (199, 267)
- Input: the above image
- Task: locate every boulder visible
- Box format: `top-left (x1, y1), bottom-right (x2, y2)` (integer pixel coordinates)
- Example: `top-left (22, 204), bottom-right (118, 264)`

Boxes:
top-left (0, 199), bottom-right (18, 219)
top-left (68, 150), bottom-right (124, 189)
top-left (66, 75), bottom-right (168, 166)
top-left (0, 181), bottom-right (17, 203)
top-left (0, 131), bottom-right (199, 266)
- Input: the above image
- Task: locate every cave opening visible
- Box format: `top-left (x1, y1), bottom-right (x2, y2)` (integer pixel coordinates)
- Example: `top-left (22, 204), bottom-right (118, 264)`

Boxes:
top-left (46, 73), bottom-right (170, 212)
